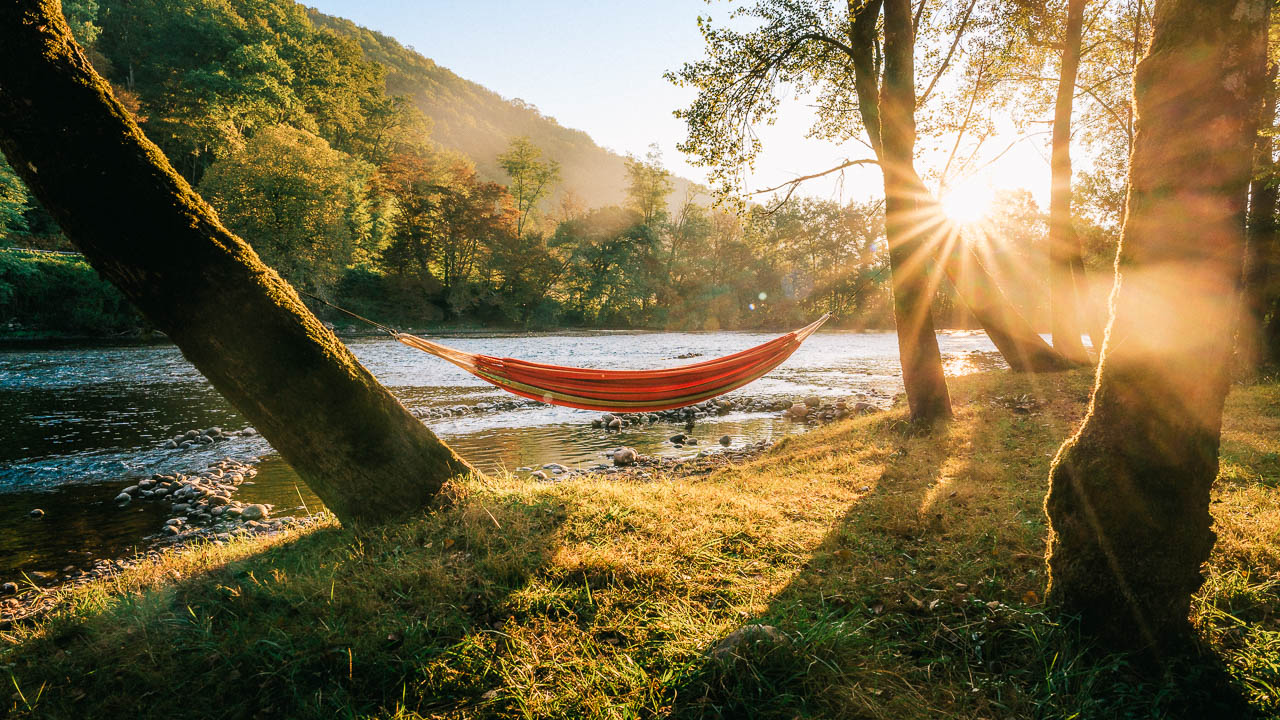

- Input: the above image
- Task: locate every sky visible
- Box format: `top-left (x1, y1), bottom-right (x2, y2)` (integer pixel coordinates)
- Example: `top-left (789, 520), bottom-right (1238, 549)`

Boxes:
top-left (306, 0), bottom-right (1052, 208)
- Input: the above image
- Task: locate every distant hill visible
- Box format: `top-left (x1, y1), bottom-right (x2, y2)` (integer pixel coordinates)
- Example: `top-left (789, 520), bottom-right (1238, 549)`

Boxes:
top-left (308, 10), bottom-right (691, 210)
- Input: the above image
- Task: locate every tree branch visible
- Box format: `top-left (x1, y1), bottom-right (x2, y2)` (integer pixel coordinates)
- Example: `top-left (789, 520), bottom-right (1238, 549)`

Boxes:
top-left (916, 0), bottom-right (978, 108)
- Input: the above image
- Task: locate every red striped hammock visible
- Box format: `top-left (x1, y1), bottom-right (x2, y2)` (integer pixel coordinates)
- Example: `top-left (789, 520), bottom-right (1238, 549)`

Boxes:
top-left (395, 314), bottom-right (830, 412)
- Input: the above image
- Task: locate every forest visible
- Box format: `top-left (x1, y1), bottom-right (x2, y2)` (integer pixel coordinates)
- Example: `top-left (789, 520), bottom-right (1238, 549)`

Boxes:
top-left (2, 0), bottom-right (1130, 335)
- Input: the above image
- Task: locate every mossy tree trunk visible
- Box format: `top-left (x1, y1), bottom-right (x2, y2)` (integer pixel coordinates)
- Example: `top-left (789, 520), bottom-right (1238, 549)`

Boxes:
top-left (1044, 0), bottom-right (1268, 655)
top-left (1048, 0), bottom-right (1094, 365)
top-left (0, 0), bottom-right (474, 526)
top-left (878, 0), bottom-right (953, 424)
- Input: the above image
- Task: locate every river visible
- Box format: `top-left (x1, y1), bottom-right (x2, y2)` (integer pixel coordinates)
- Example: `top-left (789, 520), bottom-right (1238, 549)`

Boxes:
top-left (0, 329), bottom-right (1005, 581)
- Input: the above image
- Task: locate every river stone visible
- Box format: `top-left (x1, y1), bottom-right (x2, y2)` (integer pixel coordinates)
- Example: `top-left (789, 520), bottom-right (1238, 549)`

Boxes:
top-left (240, 504), bottom-right (268, 521)
top-left (787, 403), bottom-right (809, 419)
top-left (114, 492), bottom-right (132, 505)
top-left (607, 418), bottom-right (622, 430)
top-left (164, 440), bottom-right (178, 449)
top-left (172, 503), bottom-right (190, 514)
top-left (720, 435), bottom-right (731, 446)
top-left (613, 447), bottom-right (638, 467)
top-left (710, 624), bottom-right (791, 663)
top-left (184, 430), bottom-right (200, 439)
top-left (669, 434), bottom-right (687, 444)
top-left (804, 396), bottom-right (822, 408)
top-left (530, 470), bottom-right (548, 481)
top-left (29, 508), bottom-right (44, 518)
top-left (0, 582), bottom-right (16, 595)
top-left (853, 402), bottom-right (880, 414)
top-left (686, 438), bottom-right (698, 445)
top-left (123, 485), bottom-right (139, 495)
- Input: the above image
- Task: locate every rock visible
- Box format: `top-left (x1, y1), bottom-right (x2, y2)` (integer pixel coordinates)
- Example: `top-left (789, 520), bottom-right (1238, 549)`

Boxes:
top-left (172, 503), bottom-right (191, 514)
top-left (240, 504), bottom-right (269, 521)
top-left (204, 427), bottom-right (221, 436)
top-left (710, 624), bottom-right (791, 663)
top-left (669, 434), bottom-right (687, 444)
top-left (852, 402), bottom-right (880, 414)
top-left (530, 470), bottom-right (548, 481)
top-left (804, 396), bottom-right (822, 408)
top-left (164, 440), bottom-right (178, 449)
top-left (686, 438), bottom-right (698, 445)
top-left (720, 435), bottom-right (732, 446)
top-left (184, 430), bottom-right (200, 439)
top-left (163, 525), bottom-right (179, 536)
top-left (28, 508), bottom-right (44, 518)
top-left (787, 403), bottom-right (809, 419)
top-left (516, 466), bottom-right (532, 472)
top-left (607, 418), bottom-right (622, 430)
top-left (123, 485), bottom-right (139, 495)
top-left (592, 419), bottom-right (603, 428)
top-left (206, 495), bottom-right (230, 507)
top-left (613, 447), bottom-right (638, 467)
top-left (114, 492), bottom-right (132, 505)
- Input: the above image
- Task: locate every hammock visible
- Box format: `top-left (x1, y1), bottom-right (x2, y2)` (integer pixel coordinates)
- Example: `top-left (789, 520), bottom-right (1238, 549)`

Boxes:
top-left (394, 314), bottom-right (830, 412)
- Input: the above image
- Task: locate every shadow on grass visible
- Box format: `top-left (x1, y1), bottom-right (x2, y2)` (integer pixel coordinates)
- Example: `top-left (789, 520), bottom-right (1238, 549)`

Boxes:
top-left (669, 373), bottom-right (1264, 719)
top-left (2, 485), bottom-right (572, 718)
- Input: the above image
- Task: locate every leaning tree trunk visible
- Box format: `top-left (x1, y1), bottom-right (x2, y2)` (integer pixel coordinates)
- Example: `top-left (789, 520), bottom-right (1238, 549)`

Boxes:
top-left (1044, 0), bottom-right (1268, 656)
top-left (934, 229), bottom-right (1077, 371)
top-left (0, 0), bottom-right (474, 526)
top-left (1048, 0), bottom-right (1094, 364)
top-left (879, 0), bottom-right (952, 423)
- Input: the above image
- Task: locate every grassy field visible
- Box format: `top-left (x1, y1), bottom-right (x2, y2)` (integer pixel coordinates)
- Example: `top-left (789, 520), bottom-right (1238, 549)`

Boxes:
top-left (2, 369), bottom-right (1279, 719)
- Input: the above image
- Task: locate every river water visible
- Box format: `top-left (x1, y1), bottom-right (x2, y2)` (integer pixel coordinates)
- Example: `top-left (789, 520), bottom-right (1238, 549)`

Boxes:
top-left (0, 330), bottom-right (1004, 580)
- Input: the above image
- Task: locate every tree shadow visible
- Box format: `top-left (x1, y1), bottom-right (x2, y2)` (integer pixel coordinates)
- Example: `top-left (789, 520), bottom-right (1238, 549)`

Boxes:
top-left (668, 374), bottom-right (1263, 719)
top-left (2, 484), bottom-right (573, 718)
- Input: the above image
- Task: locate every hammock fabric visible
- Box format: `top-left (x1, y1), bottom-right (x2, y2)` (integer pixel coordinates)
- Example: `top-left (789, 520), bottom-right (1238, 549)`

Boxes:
top-left (394, 314), bottom-right (830, 413)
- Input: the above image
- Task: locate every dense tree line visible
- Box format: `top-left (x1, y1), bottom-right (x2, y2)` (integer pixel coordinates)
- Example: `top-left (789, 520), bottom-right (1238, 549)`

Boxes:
top-left (0, 0), bottom-right (1071, 336)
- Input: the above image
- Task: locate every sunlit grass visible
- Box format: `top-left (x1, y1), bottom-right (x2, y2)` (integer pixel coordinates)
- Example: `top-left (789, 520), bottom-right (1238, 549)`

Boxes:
top-left (0, 370), bottom-right (1277, 718)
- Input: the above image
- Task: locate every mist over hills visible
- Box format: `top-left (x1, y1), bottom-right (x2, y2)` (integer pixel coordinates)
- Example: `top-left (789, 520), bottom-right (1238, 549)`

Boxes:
top-left (309, 10), bottom-right (694, 209)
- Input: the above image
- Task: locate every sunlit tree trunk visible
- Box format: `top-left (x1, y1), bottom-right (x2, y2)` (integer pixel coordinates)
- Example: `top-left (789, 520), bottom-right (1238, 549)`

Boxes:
top-left (879, 0), bottom-right (952, 423)
top-left (1048, 0), bottom-right (1093, 364)
top-left (0, 0), bottom-right (474, 526)
top-left (1045, 0), bottom-right (1268, 654)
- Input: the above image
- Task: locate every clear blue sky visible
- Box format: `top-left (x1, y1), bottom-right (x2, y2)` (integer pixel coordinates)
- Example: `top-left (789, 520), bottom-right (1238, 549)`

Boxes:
top-left (305, 1), bottom-right (1048, 206)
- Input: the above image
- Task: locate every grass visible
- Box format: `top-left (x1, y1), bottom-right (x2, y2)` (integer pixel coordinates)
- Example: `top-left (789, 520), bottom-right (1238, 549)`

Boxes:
top-left (2, 369), bottom-right (1279, 718)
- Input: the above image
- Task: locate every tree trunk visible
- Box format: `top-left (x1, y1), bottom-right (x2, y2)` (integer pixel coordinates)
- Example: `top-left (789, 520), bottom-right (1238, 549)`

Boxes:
top-left (879, 0), bottom-right (952, 423)
top-left (1244, 52), bottom-right (1279, 369)
top-left (1048, 0), bottom-right (1094, 364)
top-left (0, 0), bottom-right (474, 527)
top-left (936, 233), bottom-right (1077, 371)
top-left (1044, 0), bottom-right (1268, 655)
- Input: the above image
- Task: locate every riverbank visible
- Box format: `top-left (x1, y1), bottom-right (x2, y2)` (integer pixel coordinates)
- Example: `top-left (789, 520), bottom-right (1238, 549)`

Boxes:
top-left (2, 369), bottom-right (1277, 718)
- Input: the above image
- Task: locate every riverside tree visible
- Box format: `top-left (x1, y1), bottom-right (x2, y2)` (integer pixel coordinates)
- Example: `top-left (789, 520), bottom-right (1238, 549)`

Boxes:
top-left (671, 0), bottom-right (1081, 423)
top-left (1044, 0), bottom-right (1269, 654)
top-left (0, 0), bottom-right (474, 526)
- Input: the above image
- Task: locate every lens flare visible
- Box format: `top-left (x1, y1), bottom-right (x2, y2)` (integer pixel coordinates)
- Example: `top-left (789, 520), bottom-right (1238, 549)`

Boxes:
top-left (939, 182), bottom-right (995, 225)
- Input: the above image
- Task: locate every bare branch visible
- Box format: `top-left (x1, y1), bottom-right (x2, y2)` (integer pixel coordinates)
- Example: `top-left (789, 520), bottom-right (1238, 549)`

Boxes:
top-left (916, 0), bottom-right (978, 107)
top-left (750, 158), bottom-right (881, 197)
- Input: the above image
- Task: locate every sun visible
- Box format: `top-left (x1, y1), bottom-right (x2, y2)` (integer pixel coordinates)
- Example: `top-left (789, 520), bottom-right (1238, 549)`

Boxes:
top-left (939, 181), bottom-right (995, 225)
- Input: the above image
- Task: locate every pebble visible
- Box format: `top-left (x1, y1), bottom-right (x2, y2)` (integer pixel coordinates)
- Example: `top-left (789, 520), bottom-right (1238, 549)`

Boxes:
top-left (240, 504), bottom-right (269, 521)
top-left (28, 509), bottom-right (44, 518)
top-left (114, 493), bottom-right (132, 505)
top-left (613, 447), bottom-right (638, 467)
top-left (720, 435), bottom-right (731, 446)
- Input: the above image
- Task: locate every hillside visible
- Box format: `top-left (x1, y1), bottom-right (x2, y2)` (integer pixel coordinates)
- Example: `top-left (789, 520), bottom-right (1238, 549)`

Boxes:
top-left (308, 10), bottom-right (692, 209)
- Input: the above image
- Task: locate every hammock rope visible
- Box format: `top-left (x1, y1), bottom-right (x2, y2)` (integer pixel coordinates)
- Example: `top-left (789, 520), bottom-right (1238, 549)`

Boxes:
top-left (299, 290), bottom-right (830, 413)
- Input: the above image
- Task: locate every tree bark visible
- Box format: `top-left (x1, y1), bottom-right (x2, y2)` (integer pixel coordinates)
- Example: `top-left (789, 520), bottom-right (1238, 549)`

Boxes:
top-left (1048, 0), bottom-right (1094, 364)
top-left (1245, 50), bottom-right (1279, 369)
top-left (1044, 0), bottom-right (1268, 655)
top-left (879, 0), bottom-right (952, 423)
top-left (0, 1), bottom-right (474, 526)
